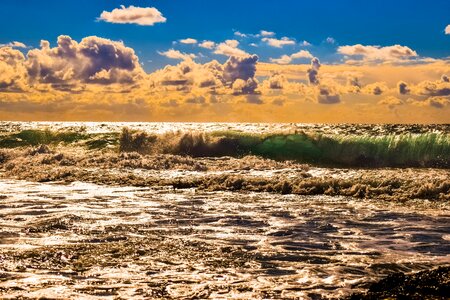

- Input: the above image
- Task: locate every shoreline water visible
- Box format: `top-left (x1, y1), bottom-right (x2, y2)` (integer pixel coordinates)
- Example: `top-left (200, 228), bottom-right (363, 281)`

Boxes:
top-left (0, 122), bottom-right (449, 299)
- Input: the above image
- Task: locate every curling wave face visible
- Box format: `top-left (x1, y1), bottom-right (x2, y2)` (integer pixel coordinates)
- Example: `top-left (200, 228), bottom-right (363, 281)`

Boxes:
top-left (0, 123), bottom-right (449, 168)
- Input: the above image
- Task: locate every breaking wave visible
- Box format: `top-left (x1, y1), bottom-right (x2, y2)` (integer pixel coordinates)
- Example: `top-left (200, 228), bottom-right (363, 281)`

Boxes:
top-left (0, 127), bottom-right (449, 168)
top-left (119, 128), bottom-right (450, 168)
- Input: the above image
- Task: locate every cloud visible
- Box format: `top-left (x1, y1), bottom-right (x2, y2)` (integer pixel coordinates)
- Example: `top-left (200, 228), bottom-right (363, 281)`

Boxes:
top-left (245, 94), bottom-right (263, 104)
top-left (307, 57), bottom-right (321, 85)
top-left (2, 34), bottom-right (450, 123)
top-left (378, 96), bottom-right (403, 107)
top-left (26, 35), bottom-right (144, 87)
top-left (179, 38), bottom-right (197, 45)
top-left (347, 76), bottom-right (361, 89)
top-left (413, 80), bottom-right (450, 97)
top-left (338, 44), bottom-right (418, 63)
top-left (270, 50), bottom-right (313, 64)
top-left (300, 41), bottom-right (311, 46)
top-left (398, 81), bottom-right (410, 95)
top-left (442, 74), bottom-right (449, 82)
top-left (317, 86), bottom-right (340, 104)
top-left (326, 37), bottom-right (335, 44)
top-left (214, 40), bottom-right (249, 57)
top-left (223, 55), bottom-right (258, 84)
top-left (232, 78), bottom-right (258, 95)
top-left (362, 82), bottom-right (388, 95)
top-left (262, 73), bottom-right (287, 89)
top-left (0, 46), bottom-right (28, 91)
top-left (199, 41), bottom-right (216, 49)
top-left (262, 37), bottom-right (295, 48)
top-left (98, 5), bottom-right (166, 26)
top-left (445, 25), bottom-right (450, 35)
top-left (260, 30), bottom-right (275, 37)
top-left (0, 41), bottom-right (27, 49)
top-left (234, 31), bottom-right (247, 38)
top-left (158, 49), bottom-right (196, 60)
top-left (410, 97), bottom-right (450, 108)
top-left (148, 54), bottom-right (259, 95)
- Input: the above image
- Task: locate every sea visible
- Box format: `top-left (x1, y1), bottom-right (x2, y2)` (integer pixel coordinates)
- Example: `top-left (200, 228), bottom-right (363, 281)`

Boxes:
top-left (0, 122), bottom-right (449, 299)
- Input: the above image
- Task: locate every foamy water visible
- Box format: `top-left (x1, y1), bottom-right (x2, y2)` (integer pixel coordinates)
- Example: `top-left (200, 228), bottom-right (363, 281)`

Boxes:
top-left (0, 179), bottom-right (448, 299)
top-left (1, 121), bottom-right (449, 135)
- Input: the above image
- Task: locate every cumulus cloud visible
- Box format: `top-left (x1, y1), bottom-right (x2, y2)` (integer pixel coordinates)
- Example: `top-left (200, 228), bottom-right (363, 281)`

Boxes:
top-left (338, 44), bottom-right (418, 63)
top-left (413, 80), bottom-right (450, 97)
top-left (410, 97), bottom-right (450, 108)
top-left (199, 41), bottom-right (216, 49)
top-left (234, 31), bottom-right (247, 38)
top-left (98, 5), bottom-right (166, 26)
top-left (148, 54), bottom-right (259, 95)
top-left (260, 30), bottom-right (275, 37)
top-left (26, 35), bottom-right (144, 88)
top-left (307, 57), bottom-right (321, 85)
top-left (232, 78), bottom-right (258, 95)
top-left (398, 81), bottom-right (410, 95)
top-left (262, 73), bottom-right (287, 89)
top-left (300, 41), bottom-right (311, 46)
top-left (223, 55), bottom-right (258, 84)
top-left (158, 49), bottom-right (196, 60)
top-left (378, 96), bottom-right (403, 107)
top-left (445, 25), bottom-right (450, 35)
top-left (0, 46), bottom-right (28, 91)
top-left (317, 86), bottom-right (340, 104)
top-left (347, 76), bottom-right (361, 89)
top-left (179, 38), bottom-right (197, 44)
top-left (262, 37), bottom-right (295, 48)
top-left (270, 50), bottom-right (313, 64)
top-left (362, 82), bottom-right (388, 95)
top-left (214, 40), bottom-right (249, 57)
top-left (2, 33), bottom-right (450, 123)
top-left (0, 41), bottom-right (27, 49)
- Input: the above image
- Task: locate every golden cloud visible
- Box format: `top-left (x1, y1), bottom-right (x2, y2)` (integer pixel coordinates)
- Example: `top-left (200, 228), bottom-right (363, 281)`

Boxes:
top-left (1, 35), bottom-right (450, 123)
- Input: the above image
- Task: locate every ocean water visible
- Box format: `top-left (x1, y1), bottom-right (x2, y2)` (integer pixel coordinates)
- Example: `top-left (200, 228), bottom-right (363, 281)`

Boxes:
top-left (0, 122), bottom-right (449, 299)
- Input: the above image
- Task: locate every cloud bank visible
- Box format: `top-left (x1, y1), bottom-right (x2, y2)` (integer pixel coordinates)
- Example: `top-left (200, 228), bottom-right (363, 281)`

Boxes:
top-left (1, 35), bottom-right (449, 123)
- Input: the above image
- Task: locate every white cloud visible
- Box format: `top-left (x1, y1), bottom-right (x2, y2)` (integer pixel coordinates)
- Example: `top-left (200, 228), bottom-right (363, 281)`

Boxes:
top-left (338, 44), bottom-right (418, 63)
top-left (179, 38), bottom-right (197, 44)
top-left (234, 31), bottom-right (247, 38)
top-left (260, 30), bottom-right (275, 37)
top-left (262, 37), bottom-right (295, 48)
top-left (158, 49), bottom-right (196, 60)
top-left (300, 40), bottom-right (311, 46)
top-left (270, 50), bottom-right (313, 64)
top-left (0, 41), bottom-right (27, 48)
top-left (446, 25), bottom-right (450, 35)
top-left (214, 40), bottom-right (249, 57)
top-left (199, 41), bottom-right (216, 49)
top-left (98, 5), bottom-right (166, 26)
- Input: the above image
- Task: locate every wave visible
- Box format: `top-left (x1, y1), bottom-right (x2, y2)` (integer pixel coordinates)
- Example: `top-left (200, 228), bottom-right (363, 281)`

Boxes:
top-left (119, 128), bottom-right (450, 168)
top-left (0, 128), bottom-right (449, 168)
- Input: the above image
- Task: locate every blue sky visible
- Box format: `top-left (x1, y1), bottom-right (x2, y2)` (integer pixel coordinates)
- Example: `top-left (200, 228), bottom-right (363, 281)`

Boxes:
top-left (1, 0), bottom-right (449, 71)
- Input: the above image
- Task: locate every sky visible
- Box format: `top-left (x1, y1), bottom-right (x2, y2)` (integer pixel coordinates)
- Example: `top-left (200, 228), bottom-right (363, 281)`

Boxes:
top-left (0, 0), bottom-right (449, 123)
